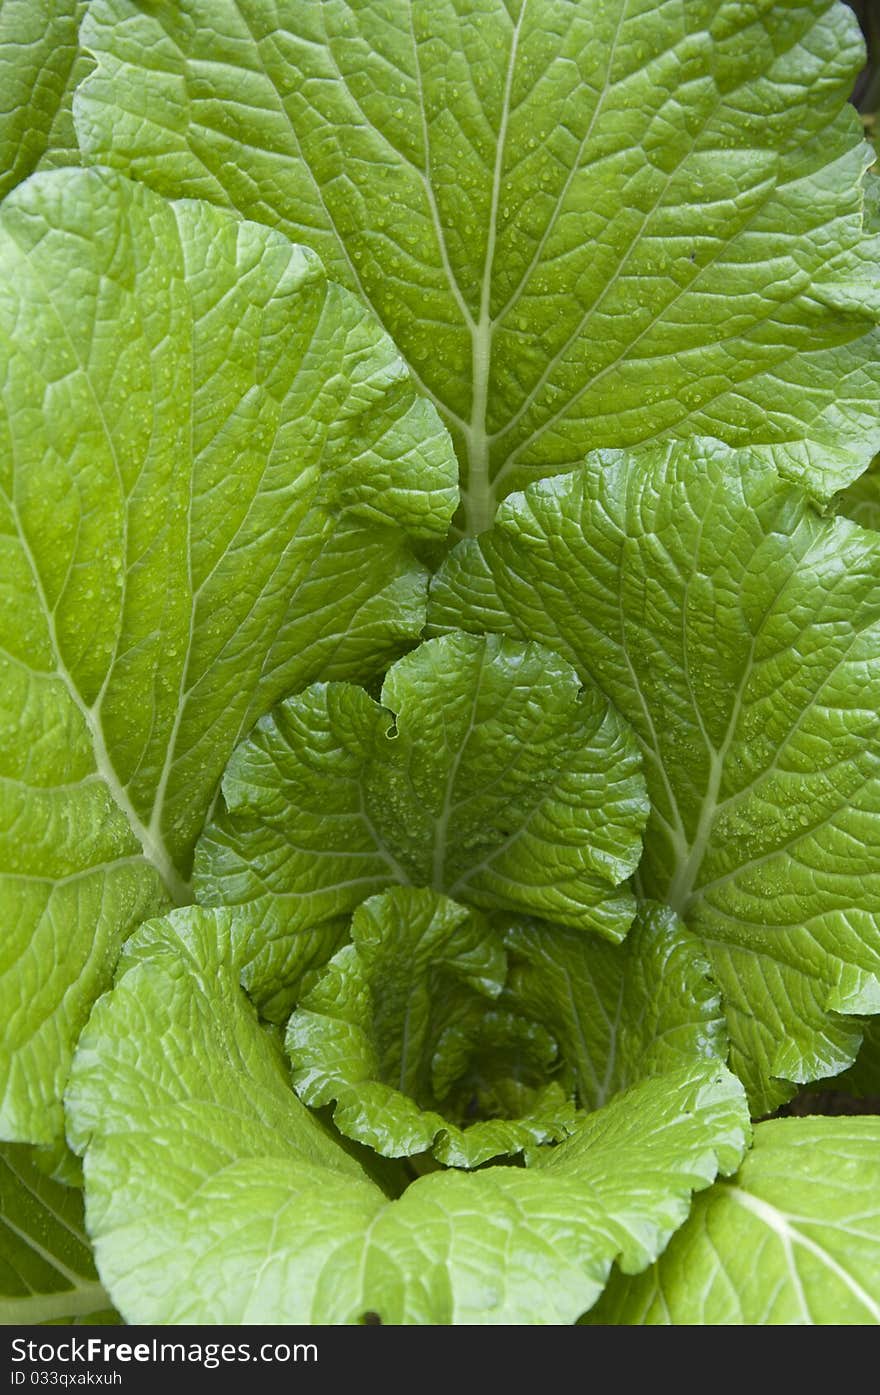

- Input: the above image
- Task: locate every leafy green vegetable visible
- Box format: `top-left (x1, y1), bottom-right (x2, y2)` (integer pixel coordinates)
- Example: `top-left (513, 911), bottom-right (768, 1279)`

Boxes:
top-left (286, 886), bottom-right (575, 1166)
top-left (66, 906), bottom-right (749, 1324)
top-left (0, 1143), bottom-right (116, 1324)
top-left (0, 0), bottom-right (87, 201)
top-left (503, 902), bottom-right (726, 1111)
top-left (588, 1117), bottom-right (880, 1324)
top-left (75, 0), bottom-right (880, 531)
top-left (287, 892), bottom-right (729, 1165)
top-left (194, 631), bottom-right (648, 1014)
top-left (0, 165), bottom-right (457, 1144)
top-left (1, 0), bottom-right (878, 1332)
top-left (431, 440), bottom-right (880, 1112)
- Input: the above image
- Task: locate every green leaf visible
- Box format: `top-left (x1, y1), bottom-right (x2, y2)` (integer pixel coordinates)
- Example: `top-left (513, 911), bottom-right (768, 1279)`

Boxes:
top-left (430, 441), bottom-right (880, 1112)
top-left (837, 452), bottom-right (880, 530)
top-left (355, 1062), bottom-right (748, 1324)
top-left (34, 45), bottom-right (97, 179)
top-left (194, 632), bottom-right (648, 1013)
top-left (818, 1017), bottom-right (880, 1098)
top-left (74, 0), bottom-right (880, 531)
top-left (503, 901), bottom-right (726, 1112)
top-left (286, 886), bottom-right (575, 1166)
top-left (0, 1143), bottom-right (115, 1324)
top-left (0, 166), bottom-right (457, 1143)
top-left (588, 1117), bottom-right (880, 1324)
top-left (0, 0), bottom-right (86, 201)
top-left (66, 907), bottom-right (749, 1324)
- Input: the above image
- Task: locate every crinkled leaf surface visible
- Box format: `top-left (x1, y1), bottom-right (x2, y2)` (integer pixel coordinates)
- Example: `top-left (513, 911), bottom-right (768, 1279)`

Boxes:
top-left (0, 1143), bottom-right (115, 1324)
top-left (75, 0), bottom-right (880, 530)
top-left (0, 167), bottom-right (456, 1143)
top-left (195, 631), bottom-right (648, 1009)
top-left (430, 441), bottom-right (880, 1112)
top-left (33, 47), bottom-right (96, 180)
top-left (0, 0), bottom-right (85, 201)
top-left (287, 886), bottom-right (575, 1166)
top-left (588, 1118), bottom-right (880, 1324)
top-left (503, 902), bottom-right (726, 1112)
top-left (66, 907), bottom-right (749, 1324)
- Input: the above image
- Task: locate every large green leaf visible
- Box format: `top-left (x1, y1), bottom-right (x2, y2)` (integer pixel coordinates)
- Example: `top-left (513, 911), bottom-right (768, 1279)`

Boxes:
top-left (0, 0), bottom-right (86, 201)
top-left (503, 902), bottom-right (726, 1111)
top-left (0, 1143), bottom-right (115, 1324)
top-left (74, 0), bottom-right (880, 531)
top-left (0, 167), bottom-right (457, 1144)
top-left (430, 441), bottom-right (880, 1112)
top-left (66, 906), bottom-right (749, 1324)
top-left (588, 1117), bottom-right (880, 1324)
top-left (286, 886), bottom-right (575, 1166)
top-left (194, 632), bottom-right (648, 1014)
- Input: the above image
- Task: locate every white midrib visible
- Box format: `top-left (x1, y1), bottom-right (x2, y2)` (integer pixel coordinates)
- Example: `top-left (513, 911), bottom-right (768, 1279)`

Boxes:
top-left (665, 639), bottom-right (756, 915)
top-left (665, 741), bottom-right (725, 915)
top-left (85, 672), bottom-right (190, 905)
top-left (462, 1), bottom-right (526, 536)
top-left (431, 647), bottom-right (487, 891)
top-left (5, 230), bottom-right (192, 909)
top-left (145, 269), bottom-right (197, 878)
top-left (13, 512), bottom-right (189, 906)
top-left (465, 309), bottom-right (494, 535)
top-left (249, 0), bottom-right (522, 537)
top-left (0, 1282), bottom-right (111, 1325)
top-left (0, 1204), bottom-right (112, 1323)
top-left (728, 1187), bottom-right (880, 1322)
top-left (1, 1204), bottom-right (93, 1289)
top-left (59, 666), bottom-right (189, 905)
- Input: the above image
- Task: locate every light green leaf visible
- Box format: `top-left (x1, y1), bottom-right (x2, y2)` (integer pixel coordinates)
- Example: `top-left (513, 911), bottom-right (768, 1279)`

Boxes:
top-left (75, 0), bottom-right (880, 531)
top-left (588, 1117), bottom-right (880, 1324)
top-left (287, 886), bottom-right (575, 1166)
top-left (0, 166), bottom-right (457, 1143)
top-left (0, 0), bottom-right (86, 201)
top-left (430, 441), bottom-right (880, 1112)
top-left (352, 1062), bottom-right (748, 1324)
top-left (0, 1143), bottom-right (115, 1324)
top-left (194, 631), bottom-right (648, 1012)
top-left (503, 901), bottom-right (726, 1112)
top-left (34, 46), bottom-right (97, 178)
top-left (66, 907), bottom-right (749, 1324)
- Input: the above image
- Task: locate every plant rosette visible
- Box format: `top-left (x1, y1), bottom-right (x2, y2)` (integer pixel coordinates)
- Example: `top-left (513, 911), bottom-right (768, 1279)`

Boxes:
top-left (3, 0), bottom-right (880, 1327)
